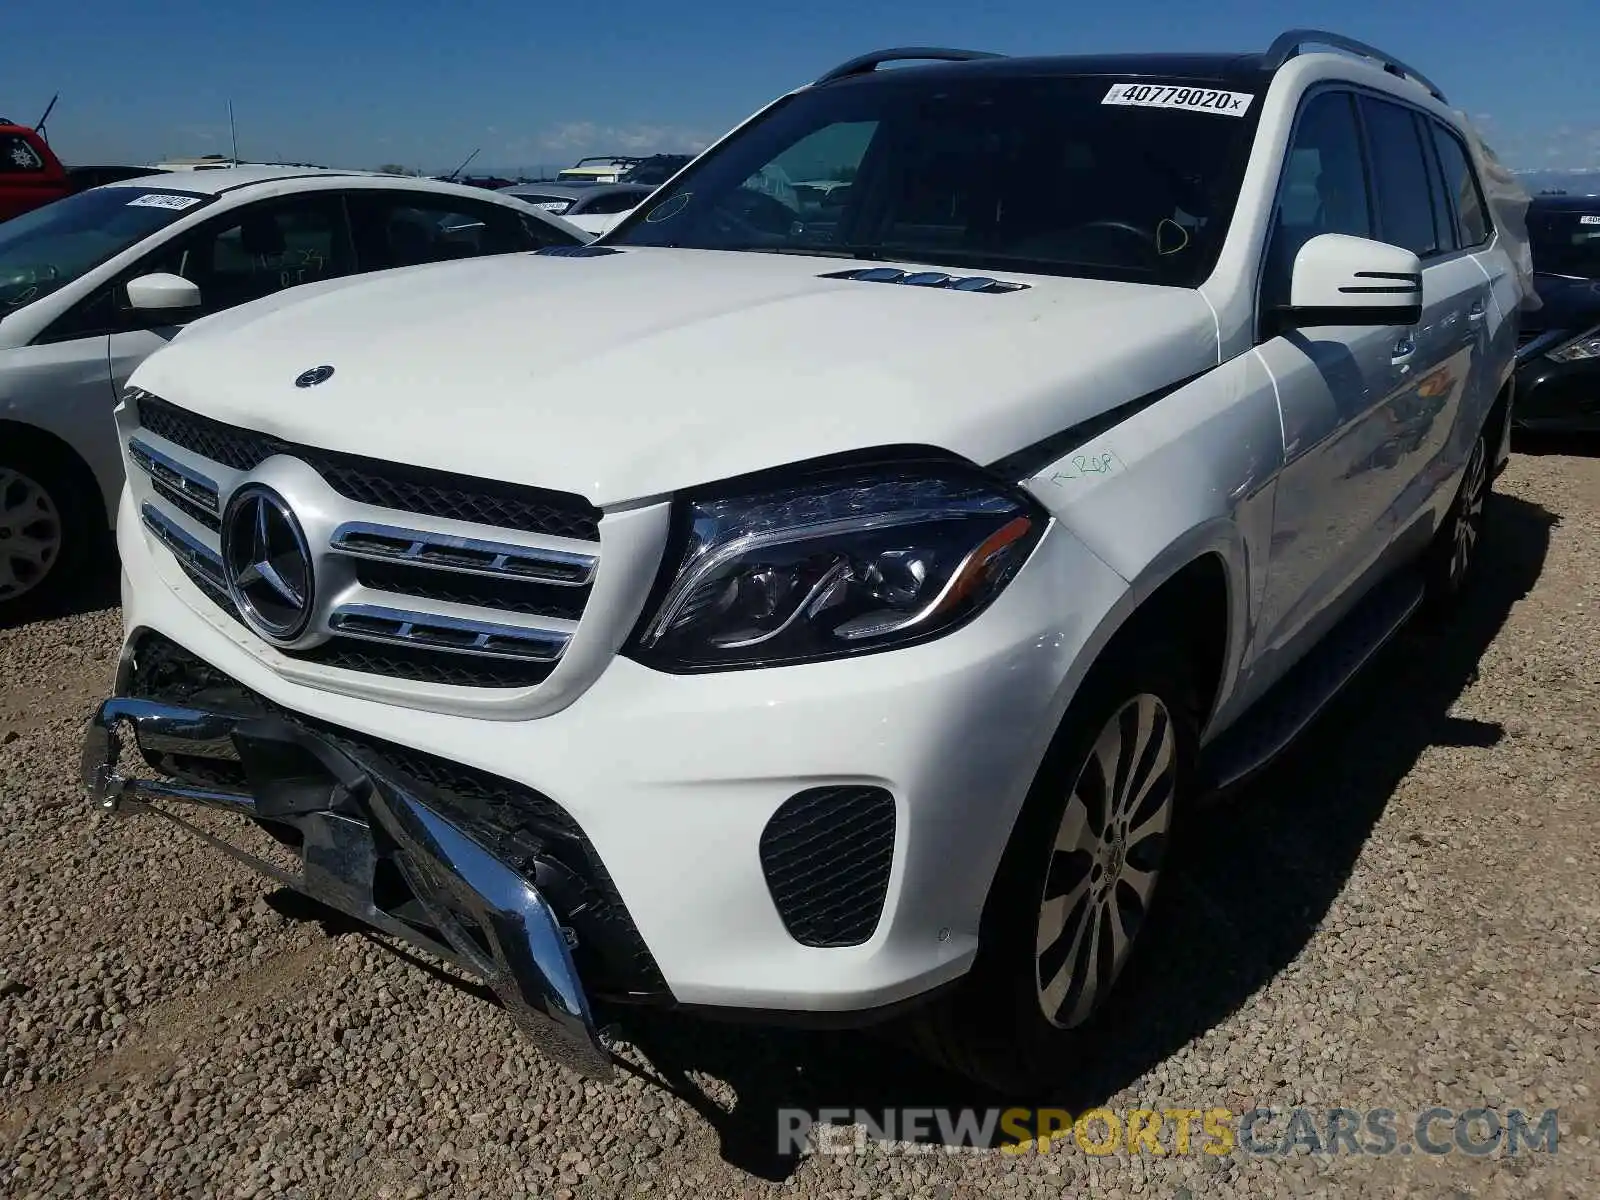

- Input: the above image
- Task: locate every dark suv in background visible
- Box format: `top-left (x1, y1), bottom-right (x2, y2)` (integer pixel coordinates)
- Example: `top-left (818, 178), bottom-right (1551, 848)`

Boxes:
top-left (1515, 194), bottom-right (1600, 432)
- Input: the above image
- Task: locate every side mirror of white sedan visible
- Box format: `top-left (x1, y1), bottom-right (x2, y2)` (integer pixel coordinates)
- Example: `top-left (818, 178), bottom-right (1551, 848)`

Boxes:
top-left (125, 272), bottom-right (203, 313)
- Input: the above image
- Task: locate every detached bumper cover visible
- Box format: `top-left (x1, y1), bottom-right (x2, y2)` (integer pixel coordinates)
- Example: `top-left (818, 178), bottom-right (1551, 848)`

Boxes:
top-left (81, 695), bottom-right (614, 1080)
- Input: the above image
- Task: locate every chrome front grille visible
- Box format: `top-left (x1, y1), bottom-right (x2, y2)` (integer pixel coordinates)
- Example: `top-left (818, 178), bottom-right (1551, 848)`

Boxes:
top-left (126, 394), bottom-right (605, 693)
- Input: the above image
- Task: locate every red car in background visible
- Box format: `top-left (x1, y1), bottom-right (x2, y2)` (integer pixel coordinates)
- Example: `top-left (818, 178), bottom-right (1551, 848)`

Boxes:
top-left (0, 119), bottom-right (71, 222)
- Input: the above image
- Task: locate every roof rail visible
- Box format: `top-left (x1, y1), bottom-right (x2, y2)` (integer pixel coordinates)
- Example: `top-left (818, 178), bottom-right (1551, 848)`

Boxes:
top-left (1265, 29), bottom-right (1448, 103)
top-left (815, 47), bottom-right (1004, 85)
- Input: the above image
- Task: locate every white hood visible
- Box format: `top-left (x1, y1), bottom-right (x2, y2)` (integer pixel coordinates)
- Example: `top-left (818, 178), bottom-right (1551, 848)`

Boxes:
top-left (134, 248), bottom-right (1220, 507)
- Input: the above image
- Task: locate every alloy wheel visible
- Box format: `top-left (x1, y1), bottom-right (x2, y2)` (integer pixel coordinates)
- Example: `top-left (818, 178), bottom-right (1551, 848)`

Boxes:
top-left (1450, 438), bottom-right (1488, 587)
top-left (0, 467), bottom-right (63, 603)
top-left (1035, 692), bottom-right (1177, 1029)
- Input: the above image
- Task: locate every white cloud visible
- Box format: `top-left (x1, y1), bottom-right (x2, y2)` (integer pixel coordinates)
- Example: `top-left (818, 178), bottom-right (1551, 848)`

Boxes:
top-left (1469, 116), bottom-right (1600, 172)
top-left (528, 121), bottom-right (716, 157)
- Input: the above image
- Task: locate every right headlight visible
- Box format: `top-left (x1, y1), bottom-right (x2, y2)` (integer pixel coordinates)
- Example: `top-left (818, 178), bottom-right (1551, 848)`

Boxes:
top-left (626, 459), bottom-right (1047, 672)
top-left (1546, 325), bottom-right (1600, 363)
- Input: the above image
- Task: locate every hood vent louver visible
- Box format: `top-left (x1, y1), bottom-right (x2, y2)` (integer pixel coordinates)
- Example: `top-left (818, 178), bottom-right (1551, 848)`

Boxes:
top-left (536, 244), bottom-right (624, 257)
top-left (819, 266), bottom-right (1029, 293)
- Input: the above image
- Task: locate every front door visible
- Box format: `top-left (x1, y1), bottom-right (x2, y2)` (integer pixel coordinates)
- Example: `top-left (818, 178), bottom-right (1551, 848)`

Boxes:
top-left (1251, 88), bottom-right (1415, 678)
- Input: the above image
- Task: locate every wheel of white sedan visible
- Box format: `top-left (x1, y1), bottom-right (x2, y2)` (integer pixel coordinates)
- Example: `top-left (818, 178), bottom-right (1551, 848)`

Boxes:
top-left (0, 443), bottom-right (95, 625)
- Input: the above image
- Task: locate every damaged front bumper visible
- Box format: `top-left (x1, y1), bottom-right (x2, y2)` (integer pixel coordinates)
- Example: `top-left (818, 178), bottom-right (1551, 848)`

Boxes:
top-left (81, 695), bottom-right (615, 1080)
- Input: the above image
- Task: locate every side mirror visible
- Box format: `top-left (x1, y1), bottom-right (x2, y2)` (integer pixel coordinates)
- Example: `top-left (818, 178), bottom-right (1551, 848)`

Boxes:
top-left (1272, 234), bottom-right (1422, 333)
top-left (125, 272), bottom-right (202, 314)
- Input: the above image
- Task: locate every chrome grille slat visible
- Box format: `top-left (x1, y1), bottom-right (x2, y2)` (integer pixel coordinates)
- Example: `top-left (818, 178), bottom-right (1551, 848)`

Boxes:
top-left (328, 521), bottom-right (596, 586)
top-left (129, 437), bottom-right (221, 514)
top-left (329, 604), bottom-right (572, 663)
top-left (140, 503), bottom-right (228, 596)
top-left (151, 477), bottom-right (223, 532)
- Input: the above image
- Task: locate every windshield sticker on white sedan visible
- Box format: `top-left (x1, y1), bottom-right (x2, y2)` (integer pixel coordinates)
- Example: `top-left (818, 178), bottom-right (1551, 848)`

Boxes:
top-left (125, 193), bottom-right (204, 210)
top-left (1102, 83), bottom-right (1254, 117)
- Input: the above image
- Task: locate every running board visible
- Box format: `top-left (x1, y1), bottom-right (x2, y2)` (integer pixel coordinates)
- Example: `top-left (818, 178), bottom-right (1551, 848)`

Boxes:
top-left (1198, 570), bottom-right (1425, 793)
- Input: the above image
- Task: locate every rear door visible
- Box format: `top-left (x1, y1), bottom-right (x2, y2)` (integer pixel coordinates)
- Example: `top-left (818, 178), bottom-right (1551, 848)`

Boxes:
top-left (1428, 117), bottom-right (1514, 429)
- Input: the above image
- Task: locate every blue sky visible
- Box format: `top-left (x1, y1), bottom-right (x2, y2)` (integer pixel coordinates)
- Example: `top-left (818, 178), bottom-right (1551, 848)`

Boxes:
top-left (8, 0), bottom-right (1599, 174)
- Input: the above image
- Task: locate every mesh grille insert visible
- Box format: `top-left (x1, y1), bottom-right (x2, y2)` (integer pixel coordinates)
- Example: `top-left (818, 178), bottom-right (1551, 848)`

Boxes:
top-left (136, 395), bottom-right (602, 541)
top-left (759, 786), bottom-right (896, 948)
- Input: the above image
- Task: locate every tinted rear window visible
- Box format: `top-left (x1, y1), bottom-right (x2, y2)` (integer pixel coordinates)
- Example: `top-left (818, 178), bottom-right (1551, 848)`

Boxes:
top-left (1429, 123), bottom-right (1491, 248)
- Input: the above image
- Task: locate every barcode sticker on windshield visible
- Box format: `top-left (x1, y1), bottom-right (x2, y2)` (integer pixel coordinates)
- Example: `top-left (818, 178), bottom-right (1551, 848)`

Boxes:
top-left (126, 193), bottom-right (203, 210)
top-left (1102, 83), bottom-right (1254, 117)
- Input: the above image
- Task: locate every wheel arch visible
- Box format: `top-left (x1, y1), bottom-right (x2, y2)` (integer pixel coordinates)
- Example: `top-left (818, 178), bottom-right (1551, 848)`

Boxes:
top-left (0, 418), bottom-right (113, 530)
top-left (1063, 520), bottom-right (1245, 739)
top-left (973, 532), bottom-right (1240, 933)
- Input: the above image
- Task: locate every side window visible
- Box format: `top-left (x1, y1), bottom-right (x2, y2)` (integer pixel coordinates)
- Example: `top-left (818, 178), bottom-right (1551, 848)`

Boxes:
top-left (347, 193), bottom-right (563, 271)
top-left (1430, 122), bottom-right (1492, 248)
top-left (576, 192), bottom-right (644, 217)
top-left (1263, 91), bottom-right (1371, 312)
top-left (1420, 115), bottom-right (1459, 255)
top-left (149, 194), bottom-right (355, 311)
top-left (1, 134), bottom-right (45, 173)
top-left (1357, 96), bottom-right (1442, 257)
top-left (33, 286), bottom-right (118, 344)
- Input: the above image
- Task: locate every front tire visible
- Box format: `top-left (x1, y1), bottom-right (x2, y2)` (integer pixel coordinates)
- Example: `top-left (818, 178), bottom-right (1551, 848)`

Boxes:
top-left (907, 640), bottom-right (1198, 1093)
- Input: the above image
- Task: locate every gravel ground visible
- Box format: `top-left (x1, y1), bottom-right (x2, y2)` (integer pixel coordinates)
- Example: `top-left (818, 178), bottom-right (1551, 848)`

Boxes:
top-left (2, 445), bottom-right (1598, 1199)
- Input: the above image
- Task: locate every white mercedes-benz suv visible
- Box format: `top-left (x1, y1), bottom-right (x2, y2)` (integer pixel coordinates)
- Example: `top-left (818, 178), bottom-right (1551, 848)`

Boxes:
top-left (83, 31), bottom-right (1529, 1090)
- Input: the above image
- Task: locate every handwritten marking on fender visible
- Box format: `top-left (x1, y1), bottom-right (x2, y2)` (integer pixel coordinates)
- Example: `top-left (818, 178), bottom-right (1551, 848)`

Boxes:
top-left (1048, 450), bottom-right (1126, 486)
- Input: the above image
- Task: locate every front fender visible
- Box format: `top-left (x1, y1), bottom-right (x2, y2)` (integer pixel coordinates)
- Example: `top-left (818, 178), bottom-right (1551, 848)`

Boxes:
top-left (1018, 350), bottom-right (1284, 733)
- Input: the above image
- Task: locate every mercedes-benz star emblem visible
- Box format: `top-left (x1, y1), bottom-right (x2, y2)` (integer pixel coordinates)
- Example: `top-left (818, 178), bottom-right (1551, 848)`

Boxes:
top-left (294, 365), bottom-right (335, 388)
top-left (222, 485), bottom-right (315, 642)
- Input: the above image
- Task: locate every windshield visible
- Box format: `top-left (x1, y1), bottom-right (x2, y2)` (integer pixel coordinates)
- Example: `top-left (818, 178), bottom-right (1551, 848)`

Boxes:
top-left (0, 185), bottom-right (211, 311)
top-left (608, 72), bottom-right (1263, 285)
top-left (1528, 205), bottom-right (1600, 279)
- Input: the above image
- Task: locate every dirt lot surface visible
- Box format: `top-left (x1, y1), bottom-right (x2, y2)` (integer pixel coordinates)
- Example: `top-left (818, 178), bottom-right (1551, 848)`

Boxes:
top-left (2, 444), bottom-right (1598, 1199)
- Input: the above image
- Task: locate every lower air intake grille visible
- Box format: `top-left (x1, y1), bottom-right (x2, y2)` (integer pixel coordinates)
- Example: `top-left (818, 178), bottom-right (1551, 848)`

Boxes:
top-left (135, 395), bottom-right (602, 541)
top-left (759, 786), bottom-right (896, 948)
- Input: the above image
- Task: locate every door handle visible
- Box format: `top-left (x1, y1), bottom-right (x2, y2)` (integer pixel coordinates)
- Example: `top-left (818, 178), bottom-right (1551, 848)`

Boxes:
top-left (1468, 300), bottom-right (1486, 321)
top-left (1391, 335), bottom-right (1416, 363)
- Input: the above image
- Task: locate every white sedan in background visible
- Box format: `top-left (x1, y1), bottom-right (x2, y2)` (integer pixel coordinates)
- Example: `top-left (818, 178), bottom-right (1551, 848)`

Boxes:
top-left (0, 166), bottom-right (588, 620)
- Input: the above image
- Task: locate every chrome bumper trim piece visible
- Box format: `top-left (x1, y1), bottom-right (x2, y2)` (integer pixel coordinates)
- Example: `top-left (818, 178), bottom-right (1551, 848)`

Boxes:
top-left (81, 696), bottom-right (613, 1079)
